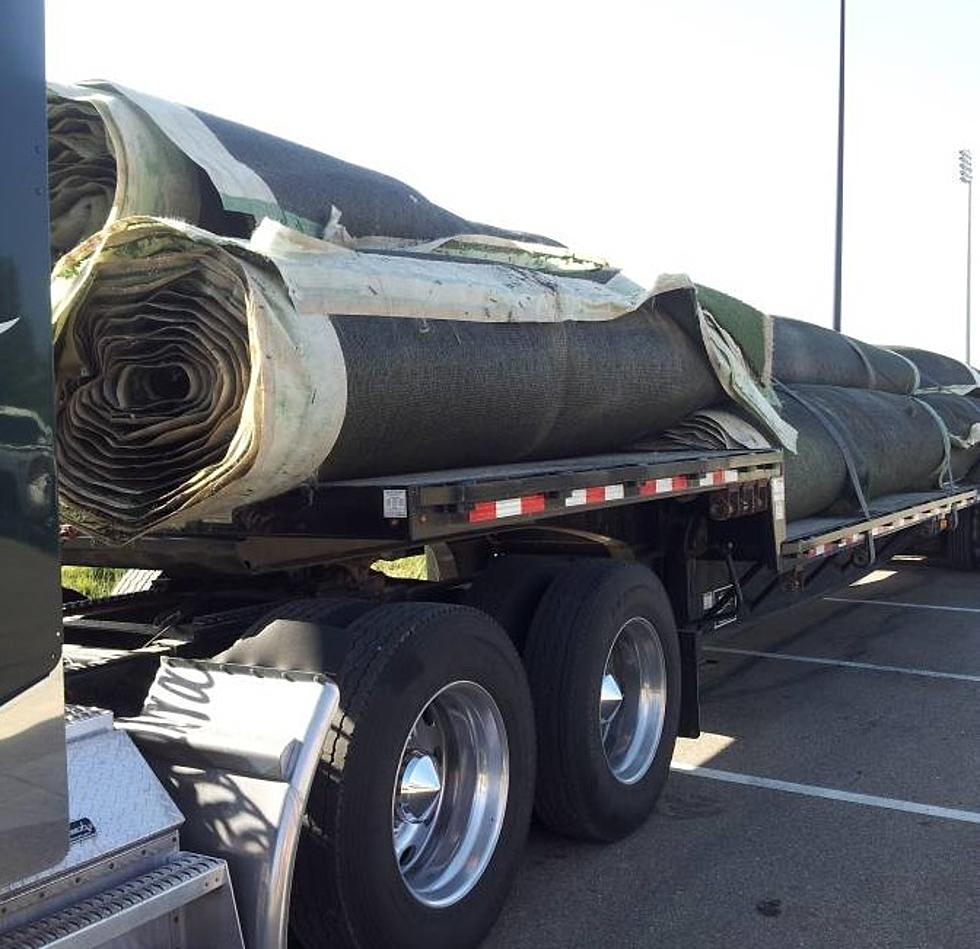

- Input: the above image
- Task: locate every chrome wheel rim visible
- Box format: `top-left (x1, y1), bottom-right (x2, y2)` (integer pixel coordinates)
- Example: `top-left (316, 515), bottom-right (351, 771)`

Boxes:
top-left (599, 616), bottom-right (667, 784)
top-left (392, 680), bottom-right (509, 908)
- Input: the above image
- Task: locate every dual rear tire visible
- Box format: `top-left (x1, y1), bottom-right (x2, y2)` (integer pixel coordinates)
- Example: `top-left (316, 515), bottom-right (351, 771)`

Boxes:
top-left (523, 560), bottom-right (681, 841)
top-left (277, 559), bottom-right (678, 948)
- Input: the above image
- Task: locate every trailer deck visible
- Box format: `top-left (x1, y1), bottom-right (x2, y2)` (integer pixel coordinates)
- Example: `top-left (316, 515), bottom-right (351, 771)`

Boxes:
top-left (234, 448), bottom-right (785, 540)
top-left (780, 486), bottom-right (979, 562)
top-left (61, 447), bottom-right (783, 571)
top-left (62, 443), bottom-right (980, 586)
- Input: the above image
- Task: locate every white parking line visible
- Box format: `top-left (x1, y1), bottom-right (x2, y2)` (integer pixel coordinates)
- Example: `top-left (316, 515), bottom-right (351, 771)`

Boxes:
top-left (824, 596), bottom-right (980, 614)
top-left (704, 646), bottom-right (980, 683)
top-left (669, 763), bottom-right (980, 825)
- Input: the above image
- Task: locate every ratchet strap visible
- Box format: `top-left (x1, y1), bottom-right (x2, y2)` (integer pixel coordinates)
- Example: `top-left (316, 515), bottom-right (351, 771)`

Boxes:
top-left (841, 336), bottom-right (878, 390)
top-left (912, 396), bottom-right (956, 489)
top-left (776, 381), bottom-right (876, 560)
top-left (776, 382), bottom-right (871, 520)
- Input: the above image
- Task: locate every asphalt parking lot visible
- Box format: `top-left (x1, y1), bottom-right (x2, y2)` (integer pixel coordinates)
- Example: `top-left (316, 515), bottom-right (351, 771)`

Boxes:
top-left (485, 555), bottom-right (980, 949)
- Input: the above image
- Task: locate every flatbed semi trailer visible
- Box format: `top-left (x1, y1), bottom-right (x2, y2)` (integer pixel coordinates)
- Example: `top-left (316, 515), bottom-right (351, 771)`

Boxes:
top-left (16, 443), bottom-right (980, 949)
top-left (4, 6), bottom-right (980, 948)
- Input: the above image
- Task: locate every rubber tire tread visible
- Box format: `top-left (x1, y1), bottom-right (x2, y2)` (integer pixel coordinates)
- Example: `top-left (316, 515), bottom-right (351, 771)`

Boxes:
top-left (523, 559), bottom-right (681, 841)
top-left (463, 556), bottom-right (566, 651)
top-left (290, 601), bottom-right (535, 949)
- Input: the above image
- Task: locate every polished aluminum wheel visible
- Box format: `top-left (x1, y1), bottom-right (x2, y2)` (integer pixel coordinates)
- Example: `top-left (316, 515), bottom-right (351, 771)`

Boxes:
top-left (599, 616), bottom-right (667, 784)
top-left (392, 680), bottom-right (509, 908)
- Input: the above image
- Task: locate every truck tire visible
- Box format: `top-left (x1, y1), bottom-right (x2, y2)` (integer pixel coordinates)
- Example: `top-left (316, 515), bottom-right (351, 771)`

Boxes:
top-left (948, 507), bottom-right (979, 570)
top-left (290, 602), bottom-right (536, 949)
top-left (523, 560), bottom-right (680, 841)
top-left (463, 555), bottom-right (565, 651)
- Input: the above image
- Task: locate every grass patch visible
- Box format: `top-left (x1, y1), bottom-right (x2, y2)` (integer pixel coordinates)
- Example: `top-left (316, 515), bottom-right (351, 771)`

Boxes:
top-left (61, 565), bottom-right (127, 599)
top-left (371, 554), bottom-right (427, 580)
top-left (62, 555), bottom-right (427, 599)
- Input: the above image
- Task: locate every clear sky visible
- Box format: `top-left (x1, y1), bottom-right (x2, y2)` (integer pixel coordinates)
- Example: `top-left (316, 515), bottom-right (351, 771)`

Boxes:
top-left (45, 0), bottom-right (979, 359)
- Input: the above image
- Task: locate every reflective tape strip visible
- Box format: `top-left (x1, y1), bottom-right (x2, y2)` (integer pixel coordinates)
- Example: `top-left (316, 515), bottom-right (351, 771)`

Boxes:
top-left (521, 494), bottom-right (546, 515)
top-left (469, 501), bottom-right (498, 522)
top-left (570, 484), bottom-right (625, 506)
top-left (494, 497), bottom-right (523, 518)
top-left (639, 477), bottom-right (676, 495)
top-left (472, 465), bottom-right (771, 524)
top-left (698, 470), bottom-right (734, 487)
top-left (469, 494), bottom-right (546, 522)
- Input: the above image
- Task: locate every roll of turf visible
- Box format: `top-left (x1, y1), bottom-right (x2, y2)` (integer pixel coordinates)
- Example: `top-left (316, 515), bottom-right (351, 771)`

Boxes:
top-left (47, 81), bottom-right (557, 260)
top-left (322, 310), bottom-right (719, 479)
top-left (780, 385), bottom-right (946, 520)
top-left (778, 394), bottom-right (849, 520)
top-left (916, 391), bottom-right (980, 480)
top-left (48, 95), bottom-right (121, 258)
top-left (889, 347), bottom-right (980, 390)
top-left (773, 317), bottom-right (917, 394)
top-left (52, 217), bottom-right (722, 539)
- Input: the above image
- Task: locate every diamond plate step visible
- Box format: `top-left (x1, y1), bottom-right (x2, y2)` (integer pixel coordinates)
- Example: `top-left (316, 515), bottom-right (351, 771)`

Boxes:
top-left (64, 705), bottom-right (113, 741)
top-left (0, 852), bottom-right (241, 948)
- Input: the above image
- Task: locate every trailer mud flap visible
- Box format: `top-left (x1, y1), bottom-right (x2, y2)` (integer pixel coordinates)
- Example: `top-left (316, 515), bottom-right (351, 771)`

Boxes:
top-left (677, 627), bottom-right (702, 738)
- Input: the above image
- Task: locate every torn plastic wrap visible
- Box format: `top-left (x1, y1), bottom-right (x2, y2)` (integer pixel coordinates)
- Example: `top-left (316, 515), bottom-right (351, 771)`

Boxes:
top-left (52, 217), bottom-right (784, 541)
top-left (47, 80), bottom-right (557, 260)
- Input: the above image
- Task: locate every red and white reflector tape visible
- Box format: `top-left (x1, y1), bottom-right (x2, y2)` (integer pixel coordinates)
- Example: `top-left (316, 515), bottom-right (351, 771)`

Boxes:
top-left (566, 484), bottom-right (625, 507)
top-left (639, 475), bottom-right (691, 496)
top-left (467, 465), bottom-right (762, 525)
top-left (469, 494), bottom-right (546, 523)
top-left (697, 469), bottom-right (739, 488)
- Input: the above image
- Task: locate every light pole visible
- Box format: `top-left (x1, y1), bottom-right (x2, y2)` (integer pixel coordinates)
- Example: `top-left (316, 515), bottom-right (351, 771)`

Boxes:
top-left (960, 149), bottom-right (973, 364)
top-left (832, 0), bottom-right (846, 332)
